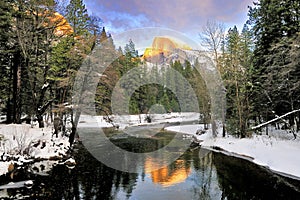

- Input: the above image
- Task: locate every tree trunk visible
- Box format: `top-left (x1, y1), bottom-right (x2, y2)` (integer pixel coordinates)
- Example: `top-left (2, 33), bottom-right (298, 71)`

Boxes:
top-left (212, 119), bottom-right (217, 137)
top-left (222, 124), bottom-right (226, 137)
top-left (13, 52), bottom-right (22, 124)
top-left (6, 64), bottom-right (14, 124)
top-left (69, 110), bottom-right (80, 146)
top-left (297, 112), bottom-right (300, 132)
top-left (37, 114), bottom-right (44, 128)
top-left (36, 100), bottom-right (53, 128)
top-left (6, 98), bottom-right (12, 124)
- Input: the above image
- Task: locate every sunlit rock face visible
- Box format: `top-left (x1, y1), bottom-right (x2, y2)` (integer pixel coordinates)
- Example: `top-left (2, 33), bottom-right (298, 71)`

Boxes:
top-left (143, 37), bottom-right (191, 64)
top-left (12, 4), bottom-right (73, 38)
top-left (49, 12), bottom-right (73, 37)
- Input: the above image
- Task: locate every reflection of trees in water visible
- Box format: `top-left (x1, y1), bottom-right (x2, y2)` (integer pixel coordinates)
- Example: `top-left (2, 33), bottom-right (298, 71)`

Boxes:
top-left (213, 152), bottom-right (300, 200)
top-left (74, 144), bottom-right (139, 199)
top-left (41, 144), bottom-right (139, 199)
top-left (190, 148), bottom-right (222, 200)
top-left (6, 143), bottom-right (300, 199)
top-left (41, 146), bottom-right (300, 199)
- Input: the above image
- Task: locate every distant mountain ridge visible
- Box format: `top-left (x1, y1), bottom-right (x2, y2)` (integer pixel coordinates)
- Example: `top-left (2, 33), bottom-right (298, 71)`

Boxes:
top-left (142, 36), bottom-right (211, 66)
top-left (142, 36), bottom-right (190, 64)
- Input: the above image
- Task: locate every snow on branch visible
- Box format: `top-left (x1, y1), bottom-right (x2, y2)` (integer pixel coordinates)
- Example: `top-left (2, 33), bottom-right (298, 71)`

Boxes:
top-left (251, 109), bottom-right (300, 130)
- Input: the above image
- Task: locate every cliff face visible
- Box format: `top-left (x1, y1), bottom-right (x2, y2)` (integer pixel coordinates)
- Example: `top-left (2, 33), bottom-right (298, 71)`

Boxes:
top-left (50, 12), bottom-right (73, 37)
top-left (143, 37), bottom-right (191, 64)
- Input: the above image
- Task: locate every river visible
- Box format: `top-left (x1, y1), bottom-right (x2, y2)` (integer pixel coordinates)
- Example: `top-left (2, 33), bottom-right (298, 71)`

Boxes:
top-left (0, 127), bottom-right (300, 199)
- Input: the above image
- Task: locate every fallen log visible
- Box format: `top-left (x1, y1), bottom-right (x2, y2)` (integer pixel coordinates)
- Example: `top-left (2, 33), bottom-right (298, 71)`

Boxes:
top-left (251, 109), bottom-right (300, 130)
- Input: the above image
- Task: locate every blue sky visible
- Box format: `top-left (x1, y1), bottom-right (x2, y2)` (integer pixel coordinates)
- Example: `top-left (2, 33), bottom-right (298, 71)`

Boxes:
top-left (84, 0), bottom-right (255, 50)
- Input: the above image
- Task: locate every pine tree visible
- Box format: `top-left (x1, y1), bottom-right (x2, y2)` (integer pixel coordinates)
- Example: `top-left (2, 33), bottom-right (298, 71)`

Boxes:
top-left (0, 0), bottom-right (12, 44)
top-left (248, 0), bottom-right (300, 130)
top-left (0, 0), bottom-right (13, 121)
top-left (51, 0), bottom-right (93, 106)
top-left (65, 0), bottom-right (90, 36)
top-left (220, 25), bottom-right (254, 137)
top-left (94, 29), bottom-right (120, 115)
top-left (99, 27), bottom-right (108, 43)
top-left (87, 16), bottom-right (103, 49)
top-left (0, 0), bottom-right (61, 125)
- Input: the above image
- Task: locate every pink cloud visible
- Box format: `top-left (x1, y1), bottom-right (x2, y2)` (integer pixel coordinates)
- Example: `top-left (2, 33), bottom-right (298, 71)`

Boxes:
top-left (85, 0), bottom-right (254, 34)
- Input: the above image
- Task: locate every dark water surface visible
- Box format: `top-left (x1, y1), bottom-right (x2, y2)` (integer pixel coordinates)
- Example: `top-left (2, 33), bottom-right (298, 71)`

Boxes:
top-left (1, 127), bottom-right (300, 199)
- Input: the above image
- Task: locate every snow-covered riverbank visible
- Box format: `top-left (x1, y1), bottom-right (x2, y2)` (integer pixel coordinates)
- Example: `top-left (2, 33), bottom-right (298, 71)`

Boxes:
top-left (1, 112), bottom-right (299, 183)
top-left (0, 124), bottom-right (70, 177)
top-left (78, 112), bottom-right (200, 129)
top-left (165, 124), bottom-right (300, 180)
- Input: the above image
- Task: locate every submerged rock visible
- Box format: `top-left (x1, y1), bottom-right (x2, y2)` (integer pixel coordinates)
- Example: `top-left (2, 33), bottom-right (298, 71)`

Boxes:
top-left (64, 158), bottom-right (76, 169)
top-left (24, 180), bottom-right (33, 188)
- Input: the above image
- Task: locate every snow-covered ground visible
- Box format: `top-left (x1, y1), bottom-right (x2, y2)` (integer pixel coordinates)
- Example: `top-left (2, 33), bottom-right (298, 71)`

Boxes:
top-left (165, 124), bottom-right (300, 180)
top-left (77, 112), bottom-right (200, 129)
top-left (0, 162), bottom-right (11, 177)
top-left (0, 124), bottom-right (69, 176)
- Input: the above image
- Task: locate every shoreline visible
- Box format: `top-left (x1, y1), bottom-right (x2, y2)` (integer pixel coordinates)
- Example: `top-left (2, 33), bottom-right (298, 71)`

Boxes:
top-left (164, 124), bottom-right (300, 182)
top-left (205, 145), bottom-right (300, 182)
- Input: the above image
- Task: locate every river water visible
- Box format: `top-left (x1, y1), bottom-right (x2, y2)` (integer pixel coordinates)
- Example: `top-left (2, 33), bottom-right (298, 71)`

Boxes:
top-left (1, 127), bottom-right (300, 199)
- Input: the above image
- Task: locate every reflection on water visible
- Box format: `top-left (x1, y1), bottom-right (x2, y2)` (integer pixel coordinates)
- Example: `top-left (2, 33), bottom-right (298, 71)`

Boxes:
top-left (78, 127), bottom-right (191, 173)
top-left (145, 158), bottom-right (191, 187)
top-left (0, 128), bottom-right (300, 199)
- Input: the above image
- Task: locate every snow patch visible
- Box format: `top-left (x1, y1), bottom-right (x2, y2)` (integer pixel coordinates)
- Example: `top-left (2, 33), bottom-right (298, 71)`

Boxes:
top-left (0, 124), bottom-right (69, 176)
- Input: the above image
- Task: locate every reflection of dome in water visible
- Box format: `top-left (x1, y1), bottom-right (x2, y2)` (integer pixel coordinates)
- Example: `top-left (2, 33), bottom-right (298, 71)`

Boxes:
top-left (145, 158), bottom-right (191, 187)
top-left (143, 36), bottom-right (191, 62)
